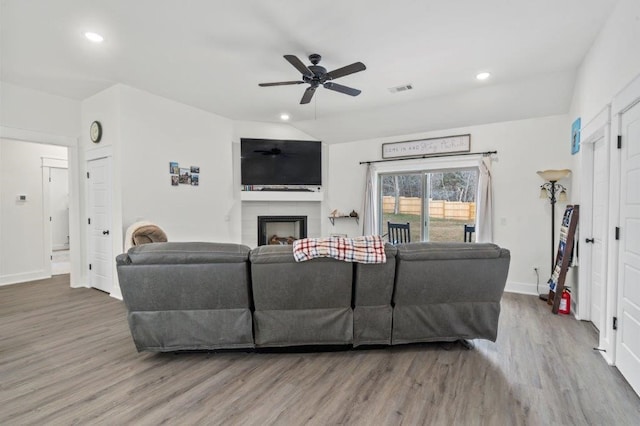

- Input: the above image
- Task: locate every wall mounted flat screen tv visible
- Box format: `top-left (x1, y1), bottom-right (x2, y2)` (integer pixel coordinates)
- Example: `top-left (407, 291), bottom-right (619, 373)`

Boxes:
top-left (241, 138), bottom-right (322, 186)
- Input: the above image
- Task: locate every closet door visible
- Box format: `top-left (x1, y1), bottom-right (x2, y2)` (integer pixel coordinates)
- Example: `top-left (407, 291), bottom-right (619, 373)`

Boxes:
top-left (589, 138), bottom-right (608, 331)
top-left (615, 100), bottom-right (640, 396)
top-left (87, 157), bottom-right (113, 294)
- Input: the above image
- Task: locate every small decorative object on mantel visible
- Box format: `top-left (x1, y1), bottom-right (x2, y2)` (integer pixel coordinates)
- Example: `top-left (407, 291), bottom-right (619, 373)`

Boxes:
top-left (349, 210), bottom-right (358, 217)
top-left (382, 134), bottom-right (470, 159)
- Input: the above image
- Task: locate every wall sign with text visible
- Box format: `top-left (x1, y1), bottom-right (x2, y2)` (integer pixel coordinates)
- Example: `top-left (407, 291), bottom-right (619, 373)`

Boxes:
top-left (382, 134), bottom-right (471, 159)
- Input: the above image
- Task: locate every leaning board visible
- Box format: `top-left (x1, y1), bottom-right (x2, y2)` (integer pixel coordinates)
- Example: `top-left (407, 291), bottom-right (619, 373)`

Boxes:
top-left (547, 205), bottom-right (579, 314)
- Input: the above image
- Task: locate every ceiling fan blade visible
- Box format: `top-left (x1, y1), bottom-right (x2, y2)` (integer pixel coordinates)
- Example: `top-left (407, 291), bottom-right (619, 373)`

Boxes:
top-left (300, 86), bottom-right (317, 104)
top-left (323, 82), bottom-right (361, 96)
top-left (284, 55), bottom-right (313, 77)
top-left (259, 81), bottom-right (305, 87)
top-left (326, 62), bottom-right (366, 80)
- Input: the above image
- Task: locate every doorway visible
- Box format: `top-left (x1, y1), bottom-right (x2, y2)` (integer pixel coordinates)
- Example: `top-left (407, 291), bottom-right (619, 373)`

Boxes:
top-left (43, 160), bottom-right (71, 276)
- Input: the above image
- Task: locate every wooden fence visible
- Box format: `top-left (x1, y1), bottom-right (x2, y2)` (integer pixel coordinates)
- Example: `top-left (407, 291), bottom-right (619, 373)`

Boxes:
top-left (382, 196), bottom-right (476, 220)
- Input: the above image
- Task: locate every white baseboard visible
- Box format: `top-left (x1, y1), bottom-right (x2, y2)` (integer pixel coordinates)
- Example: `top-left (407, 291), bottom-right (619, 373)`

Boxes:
top-left (0, 270), bottom-right (50, 287)
top-left (109, 287), bottom-right (123, 301)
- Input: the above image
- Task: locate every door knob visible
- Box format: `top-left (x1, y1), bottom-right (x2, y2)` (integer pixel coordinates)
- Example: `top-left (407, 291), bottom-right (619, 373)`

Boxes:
top-left (585, 238), bottom-right (594, 243)
top-left (103, 230), bottom-right (110, 235)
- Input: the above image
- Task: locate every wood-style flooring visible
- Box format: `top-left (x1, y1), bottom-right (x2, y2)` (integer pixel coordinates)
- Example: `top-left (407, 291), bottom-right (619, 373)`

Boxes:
top-left (1, 275), bottom-right (639, 425)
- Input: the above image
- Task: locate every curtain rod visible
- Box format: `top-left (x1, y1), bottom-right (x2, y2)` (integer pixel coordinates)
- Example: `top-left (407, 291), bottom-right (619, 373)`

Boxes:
top-left (359, 150), bottom-right (497, 165)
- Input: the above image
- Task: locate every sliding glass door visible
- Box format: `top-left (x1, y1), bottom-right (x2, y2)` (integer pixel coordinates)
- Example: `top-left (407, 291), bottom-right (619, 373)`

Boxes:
top-left (380, 168), bottom-right (478, 242)
top-left (380, 173), bottom-right (423, 242)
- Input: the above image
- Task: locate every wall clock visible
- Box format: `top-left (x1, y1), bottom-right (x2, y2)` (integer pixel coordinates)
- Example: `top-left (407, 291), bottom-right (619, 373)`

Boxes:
top-left (90, 120), bottom-right (102, 143)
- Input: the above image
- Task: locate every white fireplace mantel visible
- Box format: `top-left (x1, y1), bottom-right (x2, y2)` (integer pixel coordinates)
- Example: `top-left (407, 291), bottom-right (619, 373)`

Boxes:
top-left (240, 191), bottom-right (323, 202)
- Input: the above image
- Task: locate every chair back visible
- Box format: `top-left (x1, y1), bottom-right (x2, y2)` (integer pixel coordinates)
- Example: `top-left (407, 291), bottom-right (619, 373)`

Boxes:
top-left (388, 222), bottom-right (411, 244)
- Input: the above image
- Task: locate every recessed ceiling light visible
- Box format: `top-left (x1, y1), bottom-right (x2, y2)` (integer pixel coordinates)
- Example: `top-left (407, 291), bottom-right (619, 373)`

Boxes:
top-left (476, 72), bottom-right (491, 81)
top-left (84, 32), bottom-right (104, 43)
top-left (280, 113), bottom-right (290, 121)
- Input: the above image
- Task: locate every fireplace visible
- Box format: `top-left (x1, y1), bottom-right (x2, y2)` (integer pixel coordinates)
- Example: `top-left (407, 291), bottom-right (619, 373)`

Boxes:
top-left (257, 216), bottom-right (307, 246)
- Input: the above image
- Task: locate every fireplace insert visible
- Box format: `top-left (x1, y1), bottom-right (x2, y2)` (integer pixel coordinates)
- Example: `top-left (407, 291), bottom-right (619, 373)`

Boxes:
top-left (257, 216), bottom-right (307, 246)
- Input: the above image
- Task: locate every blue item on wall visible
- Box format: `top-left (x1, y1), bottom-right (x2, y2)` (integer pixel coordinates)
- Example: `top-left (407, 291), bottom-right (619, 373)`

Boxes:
top-left (571, 117), bottom-right (581, 155)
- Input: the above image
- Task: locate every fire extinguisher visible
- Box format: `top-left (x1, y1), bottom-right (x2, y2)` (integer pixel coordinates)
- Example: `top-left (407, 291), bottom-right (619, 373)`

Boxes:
top-left (559, 288), bottom-right (571, 315)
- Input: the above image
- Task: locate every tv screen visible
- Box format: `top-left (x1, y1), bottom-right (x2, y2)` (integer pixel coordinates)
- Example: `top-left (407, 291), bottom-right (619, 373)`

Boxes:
top-left (241, 138), bottom-right (322, 186)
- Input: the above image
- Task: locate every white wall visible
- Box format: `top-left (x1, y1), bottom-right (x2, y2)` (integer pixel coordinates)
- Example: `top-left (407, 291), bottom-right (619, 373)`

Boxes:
top-left (0, 82), bottom-right (81, 287)
top-left (0, 81), bottom-right (80, 138)
top-left (233, 121), bottom-right (317, 143)
top-left (569, 0), bottom-right (640, 128)
top-left (568, 0), bottom-right (640, 201)
top-left (118, 86), bottom-right (236, 243)
top-left (328, 114), bottom-right (572, 294)
top-left (81, 85), bottom-right (239, 248)
top-left (0, 139), bottom-right (67, 285)
top-left (78, 87), bottom-right (327, 295)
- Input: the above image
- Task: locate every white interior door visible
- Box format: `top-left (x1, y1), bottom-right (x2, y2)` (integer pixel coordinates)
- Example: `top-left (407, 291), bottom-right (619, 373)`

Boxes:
top-left (49, 167), bottom-right (69, 251)
top-left (87, 157), bottom-right (113, 294)
top-left (590, 138), bottom-right (608, 330)
top-left (615, 101), bottom-right (640, 396)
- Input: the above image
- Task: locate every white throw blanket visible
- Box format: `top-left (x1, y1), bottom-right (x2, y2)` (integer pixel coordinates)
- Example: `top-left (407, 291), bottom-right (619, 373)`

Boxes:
top-left (292, 235), bottom-right (386, 264)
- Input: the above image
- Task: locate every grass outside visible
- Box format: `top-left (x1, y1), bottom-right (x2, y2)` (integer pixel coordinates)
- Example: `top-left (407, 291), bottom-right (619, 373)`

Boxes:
top-left (383, 213), bottom-right (474, 242)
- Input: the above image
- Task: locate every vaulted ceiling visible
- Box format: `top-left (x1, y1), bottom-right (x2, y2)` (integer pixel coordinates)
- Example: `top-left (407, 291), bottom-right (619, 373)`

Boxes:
top-left (0, 0), bottom-right (619, 143)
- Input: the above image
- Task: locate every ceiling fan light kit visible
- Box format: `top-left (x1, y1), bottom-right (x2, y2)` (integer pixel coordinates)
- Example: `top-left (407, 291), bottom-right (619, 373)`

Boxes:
top-left (259, 54), bottom-right (366, 104)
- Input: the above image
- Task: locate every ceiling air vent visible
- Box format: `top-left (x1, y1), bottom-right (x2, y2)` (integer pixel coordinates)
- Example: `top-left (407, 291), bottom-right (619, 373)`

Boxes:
top-left (388, 84), bottom-right (413, 93)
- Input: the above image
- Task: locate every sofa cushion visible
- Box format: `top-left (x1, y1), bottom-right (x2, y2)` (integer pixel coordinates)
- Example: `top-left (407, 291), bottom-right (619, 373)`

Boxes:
top-left (352, 243), bottom-right (397, 346)
top-left (128, 309), bottom-right (254, 352)
top-left (250, 244), bottom-right (354, 347)
top-left (353, 243), bottom-right (397, 306)
top-left (396, 242), bottom-right (505, 261)
top-left (250, 245), bottom-right (352, 310)
top-left (392, 242), bottom-right (510, 344)
top-left (121, 242), bottom-right (250, 265)
top-left (116, 241), bottom-right (255, 352)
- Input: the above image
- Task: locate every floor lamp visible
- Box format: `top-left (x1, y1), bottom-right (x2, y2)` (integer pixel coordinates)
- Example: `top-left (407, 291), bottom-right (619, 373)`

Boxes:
top-left (537, 169), bottom-right (571, 301)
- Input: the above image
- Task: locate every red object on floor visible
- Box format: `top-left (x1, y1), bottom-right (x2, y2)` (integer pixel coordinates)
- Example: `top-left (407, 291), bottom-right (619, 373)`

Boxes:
top-left (559, 289), bottom-right (571, 315)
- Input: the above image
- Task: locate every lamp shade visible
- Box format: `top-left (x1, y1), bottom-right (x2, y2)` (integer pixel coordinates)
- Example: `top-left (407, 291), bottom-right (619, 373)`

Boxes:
top-left (537, 169), bottom-right (571, 181)
top-left (539, 187), bottom-right (548, 199)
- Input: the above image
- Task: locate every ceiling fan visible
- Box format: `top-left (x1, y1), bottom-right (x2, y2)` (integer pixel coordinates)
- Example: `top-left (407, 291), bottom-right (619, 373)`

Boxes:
top-left (259, 54), bottom-right (366, 104)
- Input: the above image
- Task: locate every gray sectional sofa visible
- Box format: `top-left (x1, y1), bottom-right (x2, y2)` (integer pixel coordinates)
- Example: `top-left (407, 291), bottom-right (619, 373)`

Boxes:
top-left (116, 242), bottom-right (254, 352)
top-left (116, 241), bottom-right (510, 352)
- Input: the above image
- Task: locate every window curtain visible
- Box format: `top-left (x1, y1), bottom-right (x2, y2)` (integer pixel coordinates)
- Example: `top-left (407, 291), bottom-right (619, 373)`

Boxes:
top-left (362, 164), bottom-right (378, 235)
top-left (475, 156), bottom-right (493, 242)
